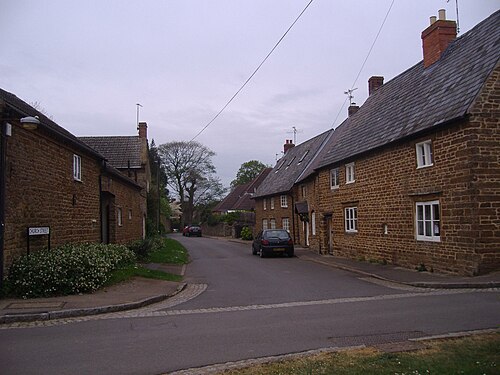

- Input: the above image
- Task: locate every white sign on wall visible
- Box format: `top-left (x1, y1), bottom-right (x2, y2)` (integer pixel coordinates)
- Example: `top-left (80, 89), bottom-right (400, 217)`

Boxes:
top-left (28, 227), bottom-right (50, 236)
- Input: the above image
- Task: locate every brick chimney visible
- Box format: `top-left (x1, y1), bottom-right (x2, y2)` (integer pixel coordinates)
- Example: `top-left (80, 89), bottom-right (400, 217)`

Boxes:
top-left (348, 105), bottom-right (360, 117)
top-left (368, 76), bottom-right (384, 96)
top-left (138, 121), bottom-right (148, 139)
top-left (283, 139), bottom-right (295, 154)
top-left (421, 9), bottom-right (457, 68)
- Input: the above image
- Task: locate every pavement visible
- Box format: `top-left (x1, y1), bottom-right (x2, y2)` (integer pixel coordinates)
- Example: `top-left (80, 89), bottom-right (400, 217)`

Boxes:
top-left (1, 237), bottom-right (499, 324)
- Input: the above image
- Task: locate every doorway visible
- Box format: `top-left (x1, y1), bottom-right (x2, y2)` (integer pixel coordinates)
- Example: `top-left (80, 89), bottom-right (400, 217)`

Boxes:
top-left (326, 215), bottom-right (333, 255)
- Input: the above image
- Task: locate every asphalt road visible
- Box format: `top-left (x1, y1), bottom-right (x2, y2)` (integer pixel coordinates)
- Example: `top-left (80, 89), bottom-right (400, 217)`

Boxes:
top-left (1, 235), bottom-right (499, 375)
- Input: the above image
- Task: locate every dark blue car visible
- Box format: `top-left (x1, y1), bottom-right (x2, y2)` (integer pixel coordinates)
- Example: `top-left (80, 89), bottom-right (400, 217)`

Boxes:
top-left (252, 229), bottom-right (294, 258)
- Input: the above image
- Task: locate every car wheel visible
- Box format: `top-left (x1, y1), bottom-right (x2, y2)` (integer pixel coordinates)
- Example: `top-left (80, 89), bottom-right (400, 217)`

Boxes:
top-left (288, 250), bottom-right (294, 257)
top-left (252, 246), bottom-right (257, 255)
top-left (259, 248), bottom-right (266, 258)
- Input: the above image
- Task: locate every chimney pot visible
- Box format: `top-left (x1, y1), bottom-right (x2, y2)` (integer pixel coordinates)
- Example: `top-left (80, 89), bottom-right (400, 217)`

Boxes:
top-left (284, 139), bottom-right (295, 154)
top-left (438, 9), bottom-right (446, 20)
top-left (430, 15), bottom-right (437, 25)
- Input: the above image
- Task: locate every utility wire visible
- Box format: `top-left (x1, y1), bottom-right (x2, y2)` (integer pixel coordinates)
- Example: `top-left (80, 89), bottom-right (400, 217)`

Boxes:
top-left (191, 0), bottom-right (315, 141)
top-left (330, 0), bottom-right (395, 128)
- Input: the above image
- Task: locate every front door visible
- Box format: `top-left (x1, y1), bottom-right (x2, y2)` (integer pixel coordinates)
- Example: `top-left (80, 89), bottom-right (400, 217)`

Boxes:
top-left (327, 216), bottom-right (333, 255)
top-left (306, 221), bottom-right (310, 247)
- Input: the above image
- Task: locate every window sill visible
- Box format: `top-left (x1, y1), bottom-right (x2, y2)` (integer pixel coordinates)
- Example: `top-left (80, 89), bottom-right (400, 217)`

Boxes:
top-left (416, 164), bottom-right (434, 169)
top-left (416, 236), bottom-right (440, 242)
top-left (331, 186), bottom-right (339, 190)
top-left (346, 180), bottom-right (355, 184)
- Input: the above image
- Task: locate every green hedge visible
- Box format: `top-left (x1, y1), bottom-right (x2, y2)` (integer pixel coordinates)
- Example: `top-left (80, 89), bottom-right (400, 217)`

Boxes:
top-left (7, 243), bottom-right (136, 298)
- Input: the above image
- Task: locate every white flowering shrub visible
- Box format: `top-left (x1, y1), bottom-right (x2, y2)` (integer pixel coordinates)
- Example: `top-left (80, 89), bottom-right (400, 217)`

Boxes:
top-left (8, 243), bottom-right (136, 298)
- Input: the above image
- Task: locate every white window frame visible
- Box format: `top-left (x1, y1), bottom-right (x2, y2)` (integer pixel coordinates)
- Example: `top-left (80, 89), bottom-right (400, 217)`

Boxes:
top-left (280, 195), bottom-right (288, 208)
top-left (270, 197), bottom-right (275, 210)
top-left (345, 207), bottom-right (358, 233)
top-left (345, 163), bottom-right (355, 184)
top-left (73, 154), bottom-right (82, 181)
top-left (416, 200), bottom-right (441, 242)
top-left (117, 207), bottom-right (123, 227)
top-left (262, 219), bottom-right (268, 230)
top-left (311, 211), bottom-right (316, 235)
top-left (263, 199), bottom-right (267, 211)
top-left (416, 140), bottom-right (433, 168)
top-left (330, 168), bottom-right (340, 189)
top-left (301, 185), bottom-right (307, 198)
top-left (282, 218), bottom-right (290, 231)
top-left (270, 219), bottom-right (276, 229)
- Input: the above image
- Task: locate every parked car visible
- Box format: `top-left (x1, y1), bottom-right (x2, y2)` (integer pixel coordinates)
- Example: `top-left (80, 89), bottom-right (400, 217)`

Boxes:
top-left (252, 229), bottom-right (294, 258)
top-left (183, 225), bottom-right (202, 237)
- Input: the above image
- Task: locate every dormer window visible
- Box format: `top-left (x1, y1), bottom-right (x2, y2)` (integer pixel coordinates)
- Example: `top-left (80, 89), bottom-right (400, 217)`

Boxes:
top-left (416, 140), bottom-right (433, 168)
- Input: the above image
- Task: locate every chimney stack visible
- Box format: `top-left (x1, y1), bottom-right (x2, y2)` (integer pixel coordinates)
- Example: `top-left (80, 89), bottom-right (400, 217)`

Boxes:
top-left (138, 121), bottom-right (148, 139)
top-left (368, 76), bottom-right (384, 96)
top-left (348, 105), bottom-right (360, 117)
top-left (421, 9), bottom-right (457, 68)
top-left (283, 139), bottom-right (295, 154)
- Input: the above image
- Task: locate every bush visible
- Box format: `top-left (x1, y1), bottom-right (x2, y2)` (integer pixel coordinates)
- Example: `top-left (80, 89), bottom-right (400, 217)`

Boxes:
top-left (7, 243), bottom-right (136, 298)
top-left (240, 226), bottom-right (253, 240)
top-left (127, 237), bottom-right (163, 260)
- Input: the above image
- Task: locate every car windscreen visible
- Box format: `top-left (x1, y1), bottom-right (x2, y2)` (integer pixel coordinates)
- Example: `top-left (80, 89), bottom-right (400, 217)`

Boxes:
top-left (264, 230), bottom-right (290, 240)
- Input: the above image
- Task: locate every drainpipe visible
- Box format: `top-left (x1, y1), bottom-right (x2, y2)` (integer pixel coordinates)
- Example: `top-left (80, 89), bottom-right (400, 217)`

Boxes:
top-left (0, 120), bottom-right (9, 287)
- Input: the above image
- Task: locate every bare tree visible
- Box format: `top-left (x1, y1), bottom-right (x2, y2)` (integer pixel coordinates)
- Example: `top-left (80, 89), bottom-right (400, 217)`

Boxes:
top-left (157, 141), bottom-right (223, 226)
top-left (29, 101), bottom-right (54, 120)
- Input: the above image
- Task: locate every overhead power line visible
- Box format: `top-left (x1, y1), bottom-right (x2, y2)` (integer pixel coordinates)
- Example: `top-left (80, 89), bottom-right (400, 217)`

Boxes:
top-left (331, 0), bottom-right (395, 128)
top-left (191, 0), bottom-right (315, 142)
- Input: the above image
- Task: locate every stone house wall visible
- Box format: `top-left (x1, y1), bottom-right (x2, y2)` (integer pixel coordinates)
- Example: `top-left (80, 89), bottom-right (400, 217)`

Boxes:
top-left (254, 194), bottom-right (294, 234)
top-left (101, 173), bottom-right (144, 244)
top-left (4, 123), bottom-right (101, 269)
top-left (314, 79), bottom-right (499, 276)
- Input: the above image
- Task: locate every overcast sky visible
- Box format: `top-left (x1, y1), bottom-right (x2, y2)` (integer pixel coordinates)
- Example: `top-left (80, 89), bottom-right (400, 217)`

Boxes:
top-left (1, 1), bottom-right (498, 187)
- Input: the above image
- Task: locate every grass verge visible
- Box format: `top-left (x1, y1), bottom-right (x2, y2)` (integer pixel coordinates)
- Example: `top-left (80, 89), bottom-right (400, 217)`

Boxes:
top-left (146, 237), bottom-right (190, 264)
top-left (106, 265), bottom-right (183, 286)
top-left (107, 237), bottom-right (188, 286)
top-left (219, 333), bottom-right (500, 375)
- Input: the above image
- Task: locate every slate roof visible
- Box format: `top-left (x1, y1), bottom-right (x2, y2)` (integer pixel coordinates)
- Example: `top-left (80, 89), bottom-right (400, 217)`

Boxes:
top-left (78, 136), bottom-right (143, 169)
top-left (0, 88), bottom-right (102, 159)
top-left (317, 10), bottom-right (500, 169)
top-left (214, 168), bottom-right (272, 212)
top-left (253, 130), bottom-right (332, 198)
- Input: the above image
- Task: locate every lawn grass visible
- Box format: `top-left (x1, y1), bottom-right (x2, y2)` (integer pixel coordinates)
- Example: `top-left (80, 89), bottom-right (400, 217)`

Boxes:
top-left (219, 333), bottom-right (500, 375)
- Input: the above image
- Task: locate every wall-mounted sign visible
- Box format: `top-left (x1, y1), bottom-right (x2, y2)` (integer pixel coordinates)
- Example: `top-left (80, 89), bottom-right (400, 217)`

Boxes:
top-left (28, 227), bottom-right (50, 236)
top-left (27, 226), bottom-right (51, 255)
